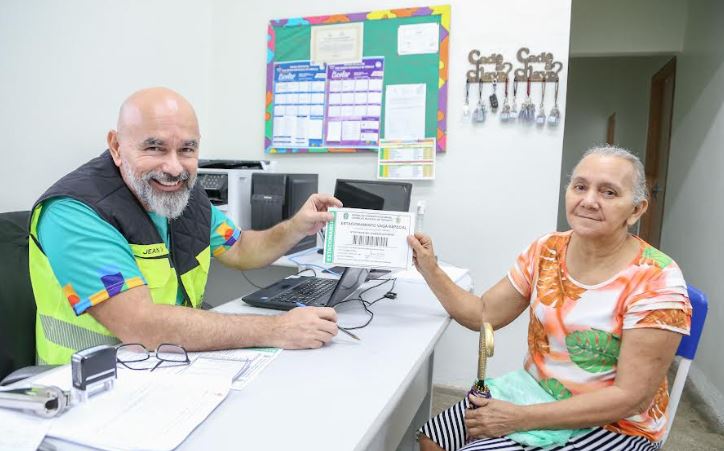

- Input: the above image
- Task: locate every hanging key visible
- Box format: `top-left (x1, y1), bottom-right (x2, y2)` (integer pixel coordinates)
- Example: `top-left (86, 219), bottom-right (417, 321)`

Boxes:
top-left (489, 75), bottom-right (499, 111)
top-left (472, 78), bottom-right (487, 123)
top-left (510, 79), bottom-right (519, 120)
top-left (548, 78), bottom-right (561, 126)
top-left (463, 78), bottom-right (471, 118)
top-left (500, 78), bottom-right (511, 122)
top-left (536, 77), bottom-right (547, 126)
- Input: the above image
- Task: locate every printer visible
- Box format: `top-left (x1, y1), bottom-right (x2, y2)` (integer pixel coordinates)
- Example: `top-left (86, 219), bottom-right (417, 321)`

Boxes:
top-left (197, 159), bottom-right (271, 230)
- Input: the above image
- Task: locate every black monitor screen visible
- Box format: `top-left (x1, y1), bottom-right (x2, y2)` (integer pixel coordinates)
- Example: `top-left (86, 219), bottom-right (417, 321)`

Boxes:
top-left (334, 179), bottom-right (412, 212)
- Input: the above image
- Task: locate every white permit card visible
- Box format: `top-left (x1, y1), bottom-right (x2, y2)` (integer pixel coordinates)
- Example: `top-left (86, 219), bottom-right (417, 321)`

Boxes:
top-left (323, 208), bottom-right (415, 269)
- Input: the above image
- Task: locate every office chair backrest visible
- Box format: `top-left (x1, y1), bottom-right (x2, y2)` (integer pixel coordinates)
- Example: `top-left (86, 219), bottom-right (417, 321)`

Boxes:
top-left (677, 286), bottom-right (708, 360)
top-left (0, 211), bottom-right (36, 380)
top-left (663, 285), bottom-right (709, 443)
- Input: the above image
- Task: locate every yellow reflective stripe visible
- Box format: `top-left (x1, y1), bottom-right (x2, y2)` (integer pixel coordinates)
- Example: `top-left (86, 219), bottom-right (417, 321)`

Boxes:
top-left (39, 314), bottom-right (119, 353)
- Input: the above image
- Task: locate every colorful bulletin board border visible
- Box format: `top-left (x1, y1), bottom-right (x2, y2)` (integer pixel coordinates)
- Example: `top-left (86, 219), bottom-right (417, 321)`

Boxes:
top-left (265, 5), bottom-right (450, 154)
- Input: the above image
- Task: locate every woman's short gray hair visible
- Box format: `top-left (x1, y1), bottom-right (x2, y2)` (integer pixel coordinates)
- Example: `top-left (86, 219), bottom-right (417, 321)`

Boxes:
top-left (571, 145), bottom-right (649, 205)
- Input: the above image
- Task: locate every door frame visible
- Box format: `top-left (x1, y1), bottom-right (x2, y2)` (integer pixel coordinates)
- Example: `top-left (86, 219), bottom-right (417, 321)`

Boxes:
top-left (639, 57), bottom-right (676, 247)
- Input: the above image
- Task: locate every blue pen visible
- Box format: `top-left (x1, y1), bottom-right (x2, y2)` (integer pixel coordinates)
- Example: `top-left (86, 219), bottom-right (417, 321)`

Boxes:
top-left (295, 302), bottom-right (360, 341)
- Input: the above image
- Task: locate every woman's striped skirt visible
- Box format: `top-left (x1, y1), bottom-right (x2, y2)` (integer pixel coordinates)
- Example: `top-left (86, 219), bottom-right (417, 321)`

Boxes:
top-left (418, 399), bottom-right (662, 451)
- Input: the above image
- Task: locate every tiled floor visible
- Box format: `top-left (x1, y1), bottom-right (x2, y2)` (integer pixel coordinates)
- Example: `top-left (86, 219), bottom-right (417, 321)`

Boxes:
top-left (430, 385), bottom-right (724, 450)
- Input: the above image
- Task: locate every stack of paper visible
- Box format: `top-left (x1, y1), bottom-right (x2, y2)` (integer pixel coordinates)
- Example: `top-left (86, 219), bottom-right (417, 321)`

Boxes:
top-left (121, 347), bottom-right (282, 391)
top-left (186, 347), bottom-right (282, 390)
top-left (27, 367), bottom-right (230, 451)
top-left (0, 346), bottom-right (283, 451)
top-left (0, 408), bottom-right (50, 451)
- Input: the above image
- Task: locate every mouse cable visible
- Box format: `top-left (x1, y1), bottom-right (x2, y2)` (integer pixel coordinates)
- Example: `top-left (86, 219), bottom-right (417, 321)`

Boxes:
top-left (334, 277), bottom-right (397, 330)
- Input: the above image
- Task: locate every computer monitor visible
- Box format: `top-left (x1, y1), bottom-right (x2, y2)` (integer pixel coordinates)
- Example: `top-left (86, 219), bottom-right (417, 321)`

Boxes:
top-left (334, 179), bottom-right (412, 212)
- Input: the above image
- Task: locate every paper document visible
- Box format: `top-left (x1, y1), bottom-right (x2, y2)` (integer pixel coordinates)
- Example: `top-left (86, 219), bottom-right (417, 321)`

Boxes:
top-left (272, 61), bottom-right (327, 149)
top-left (32, 366), bottom-right (230, 451)
top-left (119, 348), bottom-right (282, 390)
top-left (379, 164), bottom-right (434, 180)
top-left (398, 23), bottom-right (439, 55)
top-left (378, 138), bottom-right (436, 180)
top-left (128, 347), bottom-right (282, 391)
top-left (324, 208), bottom-right (415, 269)
top-left (384, 84), bottom-right (427, 139)
top-left (183, 357), bottom-right (251, 381)
top-left (310, 23), bottom-right (363, 65)
top-left (324, 57), bottom-right (384, 147)
top-left (0, 408), bottom-right (51, 451)
top-left (187, 347), bottom-right (282, 390)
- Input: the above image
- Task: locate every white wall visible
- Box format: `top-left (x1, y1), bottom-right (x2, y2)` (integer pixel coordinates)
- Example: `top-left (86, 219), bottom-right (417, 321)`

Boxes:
top-left (660, 0), bottom-right (724, 424)
top-left (206, 0), bottom-right (571, 387)
top-left (0, 0), bottom-right (213, 212)
top-left (570, 0), bottom-right (686, 57)
top-left (557, 56), bottom-right (671, 230)
top-left (0, 0), bottom-right (572, 389)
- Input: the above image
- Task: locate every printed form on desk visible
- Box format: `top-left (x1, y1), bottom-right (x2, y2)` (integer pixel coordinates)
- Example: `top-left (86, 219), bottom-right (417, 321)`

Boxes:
top-left (112, 347), bottom-right (282, 391)
top-left (30, 366), bottom-right (230, 451)
top-left (0, 406), bottom-right (51, 451)
top-left (186, 347), bottom-right (282, 390)
top-left (0, 347), bottom-right (281, 451)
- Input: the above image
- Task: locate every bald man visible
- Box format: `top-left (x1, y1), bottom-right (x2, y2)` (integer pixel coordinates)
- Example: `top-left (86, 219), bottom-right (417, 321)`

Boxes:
top-left (29, 88), bottom-right (342, 365)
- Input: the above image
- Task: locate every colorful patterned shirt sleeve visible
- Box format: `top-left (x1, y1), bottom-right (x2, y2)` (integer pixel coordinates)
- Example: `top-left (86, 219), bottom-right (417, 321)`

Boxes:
top-left (623, 250), bottom-right (691, 335)
top-left (37, 198), bottom-right (146, 316)
top-left (506, 235), bottom-right (546, 300)
top-left (209, 205), bottom-right (241, 257)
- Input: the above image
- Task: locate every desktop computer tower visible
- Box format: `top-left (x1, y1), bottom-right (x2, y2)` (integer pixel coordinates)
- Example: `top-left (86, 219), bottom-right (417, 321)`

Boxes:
top-left (251, 173), bottom-right (318, 255)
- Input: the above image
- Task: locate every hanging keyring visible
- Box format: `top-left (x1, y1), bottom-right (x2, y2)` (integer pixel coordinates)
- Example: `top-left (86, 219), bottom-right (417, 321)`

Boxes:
top-left (548, 79), bottom-right (561, 126)
top-left (489, 74), bottom-right (499, 110)
top-left (536, 76), bottom-right (547, 125)
top-left (472, 77), bottom-right (487, 123)
top-left (463, 78), bottom-right (471, 117)
top-left (500, 77), bottom-right (511, 121)
top-left (510, 79), bottom-right (519, 120)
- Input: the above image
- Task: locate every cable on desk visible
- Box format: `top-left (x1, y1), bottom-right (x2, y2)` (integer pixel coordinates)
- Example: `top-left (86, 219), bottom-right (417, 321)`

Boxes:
top-left (295, 267), bottom-right (318, 277)
top-left (243, 263), bottom-right (323, 292)
top-left (334, 277), bottom-right (398, 330)
top-left (287, 253), bottom-right (337, 275)
top-left (240, 271), bottom-right (264, 289)
top-left (243, 264), bottom-right (319, 289)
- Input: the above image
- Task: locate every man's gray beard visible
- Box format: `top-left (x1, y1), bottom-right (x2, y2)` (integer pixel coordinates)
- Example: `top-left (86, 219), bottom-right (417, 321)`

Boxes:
top-left (121, 162), bottom-right (197, 219)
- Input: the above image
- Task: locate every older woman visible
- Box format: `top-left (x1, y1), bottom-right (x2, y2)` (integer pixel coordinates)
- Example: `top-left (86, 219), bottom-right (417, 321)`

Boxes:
top-left (408, 147), bottom-right (691, 451)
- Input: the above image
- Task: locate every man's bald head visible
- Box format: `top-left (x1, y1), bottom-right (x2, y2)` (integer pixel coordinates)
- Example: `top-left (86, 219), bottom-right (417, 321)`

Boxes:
top-left (107, 87), bottom-right (201, 218)
top-left (116, 87), bottom-right (199, 139)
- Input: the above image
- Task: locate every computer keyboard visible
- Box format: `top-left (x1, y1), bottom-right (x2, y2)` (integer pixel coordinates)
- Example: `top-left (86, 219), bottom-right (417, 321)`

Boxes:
top-left (272, 278), bottom-right (337, 304)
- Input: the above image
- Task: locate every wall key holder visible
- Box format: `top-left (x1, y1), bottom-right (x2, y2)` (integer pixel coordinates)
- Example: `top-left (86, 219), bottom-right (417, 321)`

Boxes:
top-left (513, 47), bottom-right (563, 82)
top-left (467, 51), bottom-right (513, 83)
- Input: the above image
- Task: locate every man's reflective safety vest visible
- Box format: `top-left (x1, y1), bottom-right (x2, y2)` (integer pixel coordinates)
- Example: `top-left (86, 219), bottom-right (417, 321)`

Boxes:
top-left (29, 151), bottom-right (211, 365)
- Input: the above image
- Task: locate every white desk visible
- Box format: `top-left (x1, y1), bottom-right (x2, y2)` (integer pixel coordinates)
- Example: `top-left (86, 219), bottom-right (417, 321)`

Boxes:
top-left (181, 276), bottom-right (469, 451)
top-left (42, 272), bottom-right (470, 451)
top-left (271, 246), bottom-right (325, 269)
